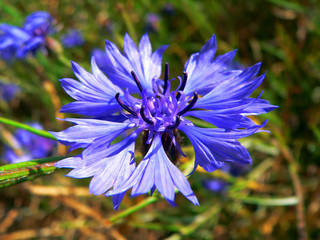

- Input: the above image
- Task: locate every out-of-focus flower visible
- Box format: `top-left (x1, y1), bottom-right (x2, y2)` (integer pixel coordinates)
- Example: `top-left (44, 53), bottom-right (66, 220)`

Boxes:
top-left (91, 48), bottom-right (107, 70)
top-left (0, 11), bottom-right (54, 62)
top-left (145, 14), bottom-right (161, 33)
top-left (202, 162), bottom-right (249, 193)
top-left (0, 82), bottom-right (20, 102)
top-left (162, 3), bottom-right (176, 15)
top-left (105, 21), bottom-right (114, 36)
top-left (52, 33), bottom-right (277, 209)
top-left (61, 29), bottom-right (85, 48)
top-left (23, 11), bottom-right (54, 36)
top-left (3, 123), bottom-right (56, 164)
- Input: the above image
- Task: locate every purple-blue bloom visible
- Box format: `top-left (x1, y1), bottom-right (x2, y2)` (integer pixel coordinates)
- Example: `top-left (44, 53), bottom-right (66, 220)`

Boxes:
top-left (0, 82), bottom-right (20, 102)
top-left (202, 162), bottom-right (249, 193)
top-left (3, 123), bottom-right (56, 164)
top-left (0, 11), bottom-right (54, 61)
top-left (52, 33), bottom-right (277, 209)
top-left (61, 29), bottom-right (85, 48)
top-left (145, 14), bottom-right (161, 33)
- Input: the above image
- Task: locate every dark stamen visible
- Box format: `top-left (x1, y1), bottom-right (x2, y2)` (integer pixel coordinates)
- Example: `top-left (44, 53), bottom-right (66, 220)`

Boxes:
top-left (140, 106), bottom-right (154, 125)
top-left (167, 117), bottom-right (181, 129)
top-left (163, 62), bottom-right (169, 93)
top-left (176, 72), bottom-right (188, 101)
top-left (115, 93), bottom-right (138, 117)
top-left (178, 92), bottom-right (198, 116)
top-left (131, 71), bottom-right (143, 92)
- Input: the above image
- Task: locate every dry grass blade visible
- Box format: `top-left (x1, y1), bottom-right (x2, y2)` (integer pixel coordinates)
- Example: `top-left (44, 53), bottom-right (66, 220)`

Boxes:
top-left (57, 196), bottom-right (126, 240)
top-left (0, 227), bottom-right (66, 240)
top-left (0, 210), bottom-right (18, 234)
top-left (24, 184), bottom-right (91, 197)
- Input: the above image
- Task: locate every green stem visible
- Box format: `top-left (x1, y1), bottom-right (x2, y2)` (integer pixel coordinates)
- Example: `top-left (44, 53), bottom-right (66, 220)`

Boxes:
top-left (109, 196), bottom-right (158, 223)
top-left (179, 204), bottom-right (221, 236)
top-left (0, 156), bottom-right (65, 188)
top-left (117, 4), bottom-right (137, 43)
top-left (0, 117), bottom-right (57, 140)
top-left (229, 194), bottom-right (299, 206)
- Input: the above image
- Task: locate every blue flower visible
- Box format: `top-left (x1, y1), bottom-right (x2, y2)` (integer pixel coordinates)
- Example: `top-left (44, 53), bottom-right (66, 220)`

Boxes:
top-left (0, 11), bottom-right (54, 61)
top-left (0, 82), bottom-right (20, 102)
top-left (3, 123), bottom-right (56, 164)
top-left (61, 29), bottom-right (85, 48)
top-left (53, 34), bottom-right (277, 209)
top-left (145, 14), bottom-right (161, 33)
top-left (202, 162), bottom-right (249, 193)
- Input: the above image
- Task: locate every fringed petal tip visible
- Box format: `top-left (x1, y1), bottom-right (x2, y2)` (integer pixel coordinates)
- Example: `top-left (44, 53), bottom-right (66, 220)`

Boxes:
top-left (54, 156), bottom-right (81, 169)
top-left (186, 193), bottom-right (200, 206)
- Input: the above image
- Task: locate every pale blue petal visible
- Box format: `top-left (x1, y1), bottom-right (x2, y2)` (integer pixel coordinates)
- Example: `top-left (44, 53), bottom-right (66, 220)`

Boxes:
top-left (54, 156), bottom-right (83, 169)
top-left (60, 101), bottom-right (119, 116)
top-left (108, 134), bottom-right (198, 205)
top-left (185, 110), bottom-right (257, 129)
top-left (178, 124), bottom-right (264, 171)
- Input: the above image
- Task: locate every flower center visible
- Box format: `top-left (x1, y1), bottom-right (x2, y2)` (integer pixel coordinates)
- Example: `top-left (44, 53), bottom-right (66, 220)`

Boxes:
top-left (115, 63), bottom-right (198, 133)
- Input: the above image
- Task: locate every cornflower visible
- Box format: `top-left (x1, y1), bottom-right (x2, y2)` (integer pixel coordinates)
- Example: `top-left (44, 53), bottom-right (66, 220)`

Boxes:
top-left (61, 29), bottom-right (85, 48)
top-left (0, 11), bottom-right (54, 61)
top-left (53, 34), bottom-right (277, 209)
top-left (3, 123), bottom-right (56, 164)
top-left (0, 81), bottom-right (20, 102)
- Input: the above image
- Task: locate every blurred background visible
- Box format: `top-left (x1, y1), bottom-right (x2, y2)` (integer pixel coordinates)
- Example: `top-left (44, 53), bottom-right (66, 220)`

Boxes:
top-left (0, 0), bottom-right (319, 239)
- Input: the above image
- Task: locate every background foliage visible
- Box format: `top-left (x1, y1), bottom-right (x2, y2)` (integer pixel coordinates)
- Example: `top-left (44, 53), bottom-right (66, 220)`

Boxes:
top-left (0, 0), bottom-right (319, 239)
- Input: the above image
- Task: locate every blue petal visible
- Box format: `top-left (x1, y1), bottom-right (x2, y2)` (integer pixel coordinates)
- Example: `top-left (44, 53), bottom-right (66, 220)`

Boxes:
top-left (108, 134), bottom-right (199, 205)
top-left (60, 101), bottom-right (119, 116)
top-left (138, 34), bottom-right (152, 75)
top-left (0, 24), bottom-right (30, 41)
top-left (66, 159), bottom-right (105, 178)
top-left (123, 33), bottom-right (145, 86)
top-left (150, 45), bottom-right (168, 80)
top-left (185, 110), bottom-right (257, 129)
top-left (203, 63), bottom-right (262, 100)
top-left (23, 11), bottom-right (53, 34)
top-left (241, 98), bottom-right (279, 115)
top-left (101, 34), bottom-right (168, 92)
top-left (55, 156), bottom-right (83, 169)
top-left (183, 34), bottom-right (239, 95)
top-left (81, 129), bottom-right (141, 167)
top-left (88, 143), bottom-right (135, 195)
top-left (16, 36), bottom-right (44, 58)
top-left (111, 192), bottom-right (126, 210)
top-left (178, 123), bottom-right (265, 172)
top-left (184, 34), bottom-right (217, 78)
top-left (59, 59), bottom-right (125, 117)
top-left (50, 119), bottom-right (132, 144)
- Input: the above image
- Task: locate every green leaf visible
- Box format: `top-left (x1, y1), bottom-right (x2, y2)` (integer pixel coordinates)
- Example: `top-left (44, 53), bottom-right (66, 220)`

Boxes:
top-left (0, 2), bottom-right (23, 23)
top-left (267, 0), bottom-right (306, 12)
top-left (109, 196), bottom-right (158, 222)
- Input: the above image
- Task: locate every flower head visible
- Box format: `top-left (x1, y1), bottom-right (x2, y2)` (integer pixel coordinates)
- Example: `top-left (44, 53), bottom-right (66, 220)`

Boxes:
top-left (145, 14), bottom-right (161, 33)
top-left (3, 123), bottom-right (57, 164)
top-left (202, 162), bottom-right (249, 193)
top-left (53, 34), bottom-right (277, 209)
top-left (0, 81), bottom-right (20, 102)
top-left (0, 11), bottom-right (54, 61)
top-left (61, 29), bottom-right (85, 48)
